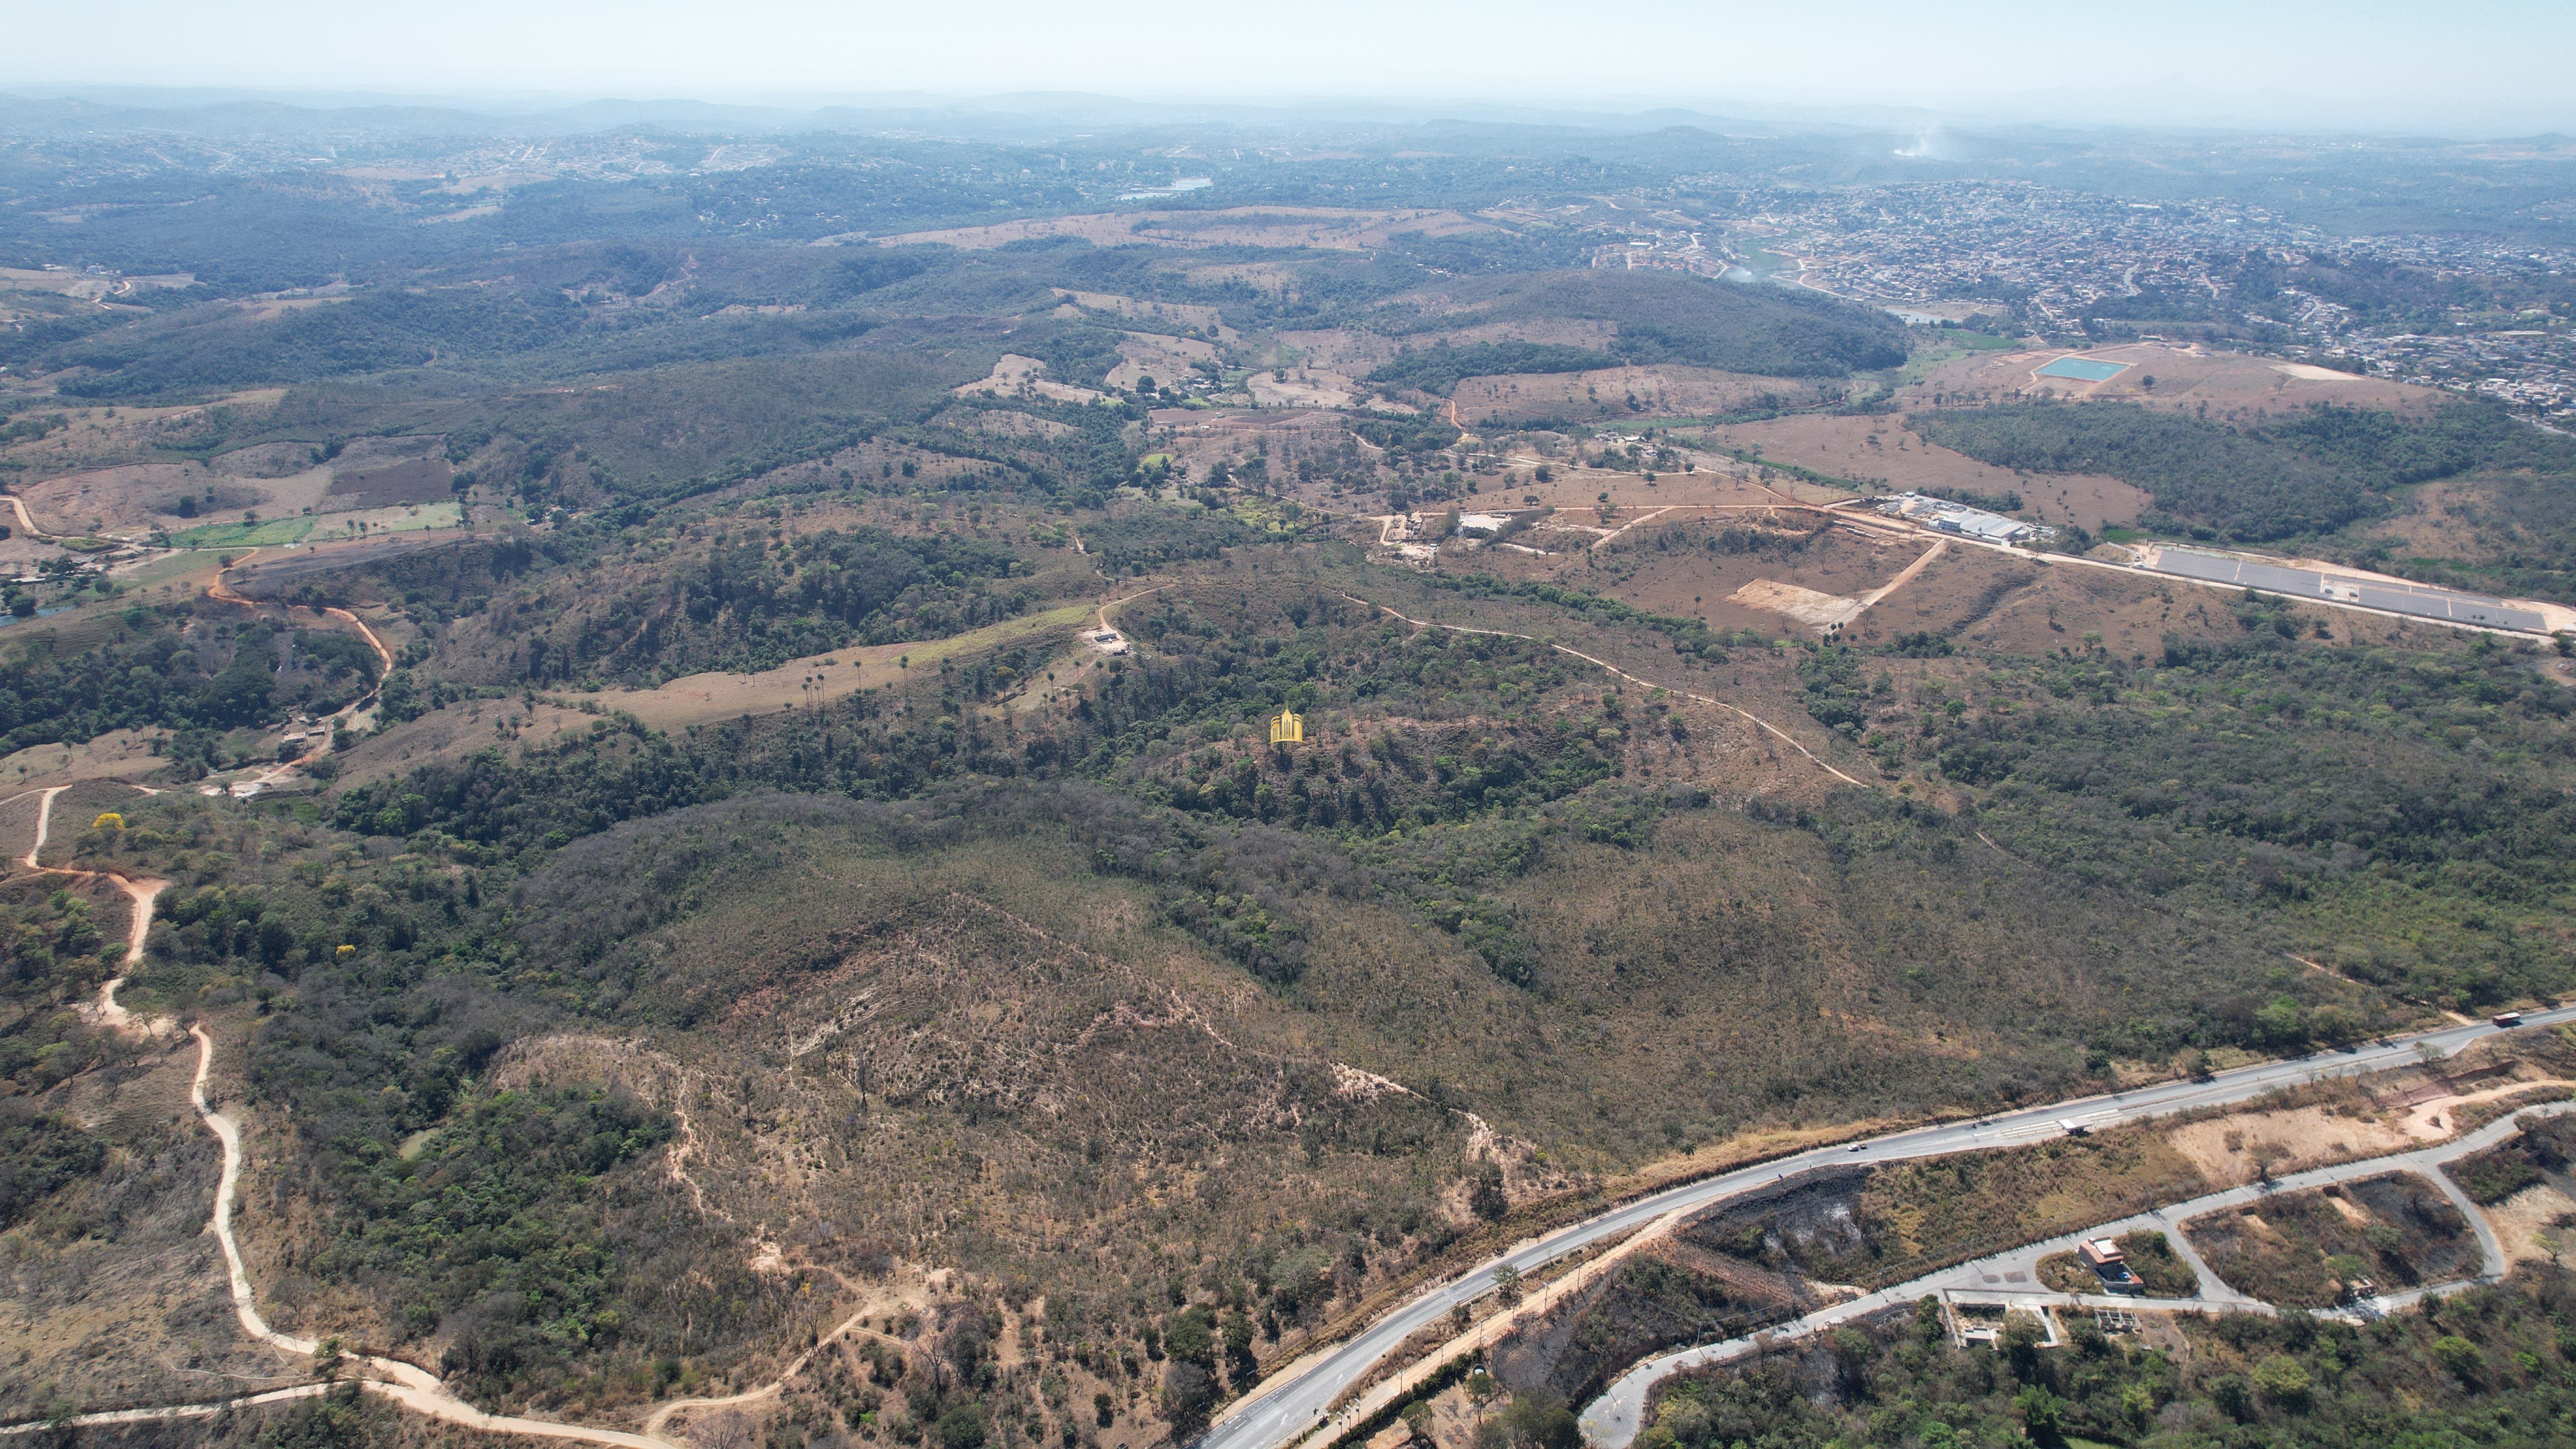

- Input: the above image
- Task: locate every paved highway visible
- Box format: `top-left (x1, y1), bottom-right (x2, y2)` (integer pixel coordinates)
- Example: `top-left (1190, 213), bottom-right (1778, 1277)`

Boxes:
top-left (1198, 1004), bottom-right (2576, 1449)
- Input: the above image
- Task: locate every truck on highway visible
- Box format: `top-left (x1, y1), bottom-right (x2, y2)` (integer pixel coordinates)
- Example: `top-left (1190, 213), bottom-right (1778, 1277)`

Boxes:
top-left (2058, 1119), bottom-right (2090, 1136)
top-left (2494, 1011), bottom-right (2524, 1029)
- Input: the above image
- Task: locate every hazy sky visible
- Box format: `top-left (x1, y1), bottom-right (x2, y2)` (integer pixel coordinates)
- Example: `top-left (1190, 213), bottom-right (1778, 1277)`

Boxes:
top-left (9, 0), bottom-right (2575, 133)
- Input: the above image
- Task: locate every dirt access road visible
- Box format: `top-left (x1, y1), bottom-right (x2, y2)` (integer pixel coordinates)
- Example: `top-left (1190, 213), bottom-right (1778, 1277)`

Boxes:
top-left (0, 793), bottom-right (678, 1447)
top-left (1341, 594), bottom-right (1874, 789)
top-left (13, 783), bottom-right (167, 1030)
top-left (0, 781), bottom-right (939, 1449)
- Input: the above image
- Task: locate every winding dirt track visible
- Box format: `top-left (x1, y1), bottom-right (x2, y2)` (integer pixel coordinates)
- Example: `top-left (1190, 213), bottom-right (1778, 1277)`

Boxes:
top-left (323, 606), bottom-right (395, 673)
top-left (182, 1011), bottom-right (672, 1447)
top-left (0, 495), bottom-right (47, 541)
top-left (0, 790), bottom-right (679, 1447)
top-left (13, 784), bottom-right (169, 1028)
top-left (1342, 595), bottom-right (1873, 789)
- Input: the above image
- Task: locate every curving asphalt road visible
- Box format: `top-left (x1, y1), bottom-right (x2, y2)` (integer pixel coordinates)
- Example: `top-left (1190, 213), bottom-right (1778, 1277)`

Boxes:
top-left (1578, 1100), bottom-right (2576, 1448)
top-left (1197, 1005), bottom-right (2576, 1449)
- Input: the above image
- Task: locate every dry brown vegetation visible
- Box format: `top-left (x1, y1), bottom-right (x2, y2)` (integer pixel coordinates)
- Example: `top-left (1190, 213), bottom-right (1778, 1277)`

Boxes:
top-left (1453, 367), bottom-right (1816, 428)
top-left (1897, 343), bottom-right (2434, 421)
top-left (1677, 1124), bottom-right (2209, 1293)
top-left (2183, 1173), bottom-right (2477, 1307)
top-left (1696, 414), bottom-right (2151, 529)
top-left (876, 209), bottom-right (1495, 253)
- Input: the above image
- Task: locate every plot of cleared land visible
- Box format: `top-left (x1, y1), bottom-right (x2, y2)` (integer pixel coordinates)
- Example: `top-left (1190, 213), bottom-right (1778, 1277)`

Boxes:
top-left (1728, 579), bottom-right (1864, 634)
top-left (1904, 342), bottom-right (2431, 418)
top-left (2487, 1183), bottom-right (2576, 1267)
top-left (14, 434), bottom-right (450, 539)
top-left (953, 354), bottom-right (1103, 405)
top-left (347, 603), bottom-right (1111, 775)
top-left (334, 698), bottom-right (605, 788)
top-left (21, 457), bottom-right (327, 537)
top-left (0, 728), bottom-right (170, 789)
top-left (1700, 414), bottom-right (2149, 527)
top-left (2166, 1102), bottom-right (2444, 1190)
top-left (1054, 289), bottom-right (1230, 338)
top-left (1455, 365), bottom-right (1819, 426)
top-left (1276, 329), bottom-right (1401, 375)
top-left (1466, 515), bottom-right (1909, 640)
top-left (1107, 331), bottom-right (1220, 392)
top-left (1247, 369), bottom-right (1358, 410)
top-left (607, 603), bottom-right (1095, 731)
top-left (323, 455), bottom-right (453, 511)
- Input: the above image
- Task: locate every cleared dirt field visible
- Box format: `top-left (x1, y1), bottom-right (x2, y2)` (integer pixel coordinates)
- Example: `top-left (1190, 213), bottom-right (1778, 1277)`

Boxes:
top-left (2487, 1183), bottom-right (2576, 1268)
top-left (317, 435), bottom-right (450, 510)
top-left (1869, 536), bottom-right (2440, 656)
top-left (953, 354), bottom-right (1103, 404)
top-left (1701, 414), bottom-right (2152, 528)
top-left (15, 440), bottom-right (379, 538)
top-left (1514, 510), bottom-right (2406, 660)
top-left (607, 602), bottom-right (1096, 732)
top-left (1054, 288), bottom-right (1231, 339)
top-left (335, 698), bottom-right (604, 788)
top-left (0, 728), bottom-right (169, 790)
top-left (1903, 342), bottom-right (2434, 420)
top-left (1153, 406), bottom-right (1347, 448)
top-left (1457, 366), bottom-right (1821, 427)
top-left (1844, 540), bottom-right (2182, 657)
top-left (2166, 1103), bottom-right (2439, 1190)
top-left (1729, 578), bottom-right (1865, 633)
top-left (19, 460), bottom-right (220, 535)
top-left (1248, 369), bottom-right (1359, 410)
top-left (1108, 330), bottom-right (1220, 391)
top-left (879, 207), bottom-right (1494, 252)
top-left (1459, 516), bottom-right (1913, 640)
top-left (1276, 328), bottom-right (1401, 375)
top-left (1483, 456), bottom-right (1808, 518)
top-left (2361, 474), bottom-right (2542, 566)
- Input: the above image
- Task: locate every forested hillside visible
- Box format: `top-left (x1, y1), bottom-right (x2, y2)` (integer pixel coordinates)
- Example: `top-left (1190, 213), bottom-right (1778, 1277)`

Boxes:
top-left (5, 98), bottom-right (2576, 1449)
top-left (1912, 397), bottom-right (2576, 552)
top-left (1366, 272), bottom-right (1909, 395)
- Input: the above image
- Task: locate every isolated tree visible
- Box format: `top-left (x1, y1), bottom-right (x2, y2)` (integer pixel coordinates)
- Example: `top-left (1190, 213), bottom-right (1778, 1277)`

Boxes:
top-left (692, 1412), bottom-right (755, 1449)
top-left (2254, 1354), bottom-right (2313, 1405)
top-left (1162, 1306), bottom-right (1214, 1368)
top-left (936, 1404), bottom-right (988, 1449)
top-left (1162, 1360), bottom-right (1216, 1433)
